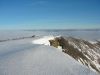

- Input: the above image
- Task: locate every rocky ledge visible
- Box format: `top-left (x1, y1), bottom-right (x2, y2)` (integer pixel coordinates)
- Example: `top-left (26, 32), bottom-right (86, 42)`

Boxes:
top-left (49, 37), bottom-right (100, 73)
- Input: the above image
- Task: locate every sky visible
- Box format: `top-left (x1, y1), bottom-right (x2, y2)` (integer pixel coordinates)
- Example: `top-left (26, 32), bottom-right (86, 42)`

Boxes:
top-left (0, 0), bottom-right (100, 29)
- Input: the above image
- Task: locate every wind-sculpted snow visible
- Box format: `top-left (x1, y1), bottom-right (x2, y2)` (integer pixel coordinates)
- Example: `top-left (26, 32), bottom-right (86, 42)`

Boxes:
top-left (0, 38), bottom-right (98, 75)
top-left (32, 36), bottom-right (55, 45)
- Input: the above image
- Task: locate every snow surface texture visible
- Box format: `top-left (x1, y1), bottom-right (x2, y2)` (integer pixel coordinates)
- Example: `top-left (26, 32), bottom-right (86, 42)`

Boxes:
top-left (32, 36), bottom-right (62, 51)
top-left (32, 36), bottom-right (100, 73)
top-left (0, 38), bottom-right (98, 75)
top-left (32, 36), bottom-right (55, 45)
top-left (62, 37), bottom-right (100, 73)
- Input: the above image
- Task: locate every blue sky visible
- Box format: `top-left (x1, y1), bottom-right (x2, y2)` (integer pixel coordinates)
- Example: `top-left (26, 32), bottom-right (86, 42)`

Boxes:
top-left (0, 0), bottom-right (100, 29)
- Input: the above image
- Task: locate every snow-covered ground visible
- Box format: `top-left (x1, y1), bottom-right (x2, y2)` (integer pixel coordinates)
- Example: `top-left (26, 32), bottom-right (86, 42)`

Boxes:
top-left (32, 36), bottom-right (100, 73)
top-left (32, 36), bottom-right (55, 45)
top-left (32, 36), bottom-right (62, 50)
top-left (0, 30), bottom-right (100, 75)
top-left (0, 37), bottom-right (99, 75)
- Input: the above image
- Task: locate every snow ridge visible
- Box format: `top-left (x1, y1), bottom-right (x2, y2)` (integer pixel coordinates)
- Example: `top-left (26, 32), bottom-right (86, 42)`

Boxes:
top-left (32, 36), bottom-right (100, 73)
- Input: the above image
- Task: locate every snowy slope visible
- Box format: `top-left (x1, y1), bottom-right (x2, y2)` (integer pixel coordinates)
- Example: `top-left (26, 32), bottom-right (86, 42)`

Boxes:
top-left (63, 37), bottom-right (100, 72)
top-left (47, 36), bottom-right (100, 73)
top-left (32, 36), bottom-right (55, 45)
top-left (32, 36), bottom-right (100, 73)
top-left (0, 38), bottom-right (98, 75)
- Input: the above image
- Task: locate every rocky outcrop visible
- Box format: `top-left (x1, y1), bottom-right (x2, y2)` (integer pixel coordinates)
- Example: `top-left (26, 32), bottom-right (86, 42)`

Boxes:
top-left (49, 37), bottom-right (100, 73)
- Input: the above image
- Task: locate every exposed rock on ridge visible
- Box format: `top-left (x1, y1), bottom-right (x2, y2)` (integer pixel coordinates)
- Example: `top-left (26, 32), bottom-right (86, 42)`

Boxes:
top-left (49, 37), bottom-right (100, 73)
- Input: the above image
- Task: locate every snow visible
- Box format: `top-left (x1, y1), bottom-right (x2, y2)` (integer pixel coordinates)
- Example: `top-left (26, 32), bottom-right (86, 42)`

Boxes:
top-left (0, 38), bottom-right (98, 75)
top-left (58, 46), bottom-right (62, 49)
top-left (32, 36), bottom-right (62, 51)
top-left (88, 41), bottom-right (97, 44)
top-left (32, 36), bottom-right (55, 45)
